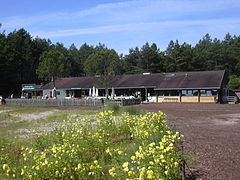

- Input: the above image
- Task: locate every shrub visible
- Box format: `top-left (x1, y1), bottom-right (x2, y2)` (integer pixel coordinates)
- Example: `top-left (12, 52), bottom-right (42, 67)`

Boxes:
top-left (122, 106), bottom-right (143, 115)
top-left (104, 101), bottom-right (121, 115)
top-left (1, 111), bottom-right (183, 179)
top-left (104, 101), bottom-right (143, 115)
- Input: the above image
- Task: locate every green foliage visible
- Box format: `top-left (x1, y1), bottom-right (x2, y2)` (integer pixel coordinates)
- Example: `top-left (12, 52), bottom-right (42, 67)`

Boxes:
top-left (104, 102), bottom-right (143, 115)
top-left (36, 49), bottom-right (69, 81)
top-left (84, 49), bottom-right (121, 76)
top-left (124, 43), bottom-right (163, 74)
top-left (164, 41), bottom-right (193, 72)
top-left (227, 75), bottom-right (240, 89)
top-left (0, 111), bottom-right (183, 179)
top-left (104, 102), bottom-right (121, 115)
top-left (84, 49), bottom-right (122, 98)
top-left (122, 106), bottom-right (143, 115)
top-left (0, 29), bottom-right (51, 97)
top-left (2, 28), bottom-right (240, 97)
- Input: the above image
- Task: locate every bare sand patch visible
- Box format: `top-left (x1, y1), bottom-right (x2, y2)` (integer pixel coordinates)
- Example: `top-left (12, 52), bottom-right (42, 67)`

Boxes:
top-left (19, 110), bottom-right (59, 122)
top-left (17, 113), bottom-right (97, 138)
top-left (0, 110), bottom-right (10, 114)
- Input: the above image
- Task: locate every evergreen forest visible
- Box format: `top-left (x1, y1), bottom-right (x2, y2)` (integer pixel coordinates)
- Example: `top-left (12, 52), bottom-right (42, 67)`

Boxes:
top-left (1, 28), bottom-right (240, 97)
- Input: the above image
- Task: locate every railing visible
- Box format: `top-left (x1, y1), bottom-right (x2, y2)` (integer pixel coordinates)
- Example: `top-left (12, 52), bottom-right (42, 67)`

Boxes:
top-left (5, 98), bottom-right (103, 106)
top-left (104, 98), bottom-right (142, 106)
top-left (5, 98), bottom-right (142, 107)
top-left (225, 96), bottom-right (238, 104)
top-left (121, 98), bottom-right (141, 106)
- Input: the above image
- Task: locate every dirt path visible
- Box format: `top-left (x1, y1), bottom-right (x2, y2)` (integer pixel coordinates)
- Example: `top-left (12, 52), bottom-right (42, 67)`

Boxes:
top-left (19, 110), bottom-right (58, 122)
top-left (0, 110), bottom-right (10, 114)
top-left (137, 103), bottom-right (240, 180)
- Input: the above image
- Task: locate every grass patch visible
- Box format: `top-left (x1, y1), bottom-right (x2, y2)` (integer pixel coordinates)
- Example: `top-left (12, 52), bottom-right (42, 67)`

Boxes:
top-left (36, 109), bottom-right (98, 124)
top-left (0, 105), bottom-right (51, 114)
top-left (103, 102), bottom-right (143, 115)
top-left (10, 106), bottom-right (52, 114)
top-left (0, 106), bottom-right (11, 111)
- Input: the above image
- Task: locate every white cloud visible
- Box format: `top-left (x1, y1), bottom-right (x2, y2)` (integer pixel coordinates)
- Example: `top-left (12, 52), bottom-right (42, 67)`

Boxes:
top-left (1, 0), bottom-right (240, 54)
top-left (2, 0), bottom-right (240, 30)
top-left (31, 18), bottom-right (240, 38)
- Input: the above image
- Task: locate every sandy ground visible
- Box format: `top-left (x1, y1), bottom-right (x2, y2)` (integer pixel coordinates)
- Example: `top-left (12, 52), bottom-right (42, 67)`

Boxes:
top-left (0, 110), bottom-right (10, 114)
top-left (19, 110), bottom-right (59, 122)
top-left (137, 103), bottom-right (240, 180)
top-left (16, 110), bottom-right (98, 138)
top-left (0, 109), bottom-right (59, 137)
top-left (0, 110), bottom-right (58, 126)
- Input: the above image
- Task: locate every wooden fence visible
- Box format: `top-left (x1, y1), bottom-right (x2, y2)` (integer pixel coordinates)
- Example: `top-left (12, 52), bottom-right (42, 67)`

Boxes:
top-left (5, 98), bottom-right (103, 107)
top-left (121, 98), bottom-right (141, 106)
top-left (106, 98), bottom-right (141, 106)
top-left (5, 98), bottom-right (141, 107)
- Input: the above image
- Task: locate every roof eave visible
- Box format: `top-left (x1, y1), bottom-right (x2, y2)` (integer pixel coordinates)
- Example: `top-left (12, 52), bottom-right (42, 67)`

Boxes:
top-left (154, 87), bottom-right (221, 90)
top-left (113, 86), bottom-right (156, 89)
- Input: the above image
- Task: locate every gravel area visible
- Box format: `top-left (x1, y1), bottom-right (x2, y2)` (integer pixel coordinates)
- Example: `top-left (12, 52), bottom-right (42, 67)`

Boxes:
top-left (137, 103), bottom-right (240, 180)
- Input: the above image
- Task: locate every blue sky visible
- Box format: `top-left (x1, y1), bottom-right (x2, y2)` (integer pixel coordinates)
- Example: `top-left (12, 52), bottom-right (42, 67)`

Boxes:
top-left (1, 0), bottom-right (240, 54)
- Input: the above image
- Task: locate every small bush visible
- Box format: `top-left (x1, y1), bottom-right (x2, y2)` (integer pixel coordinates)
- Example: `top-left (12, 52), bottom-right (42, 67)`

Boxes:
top-left (104, 101), bottom-right (121, 115)
top-left (0, 111), bottom-right (183, 179)
top-left (122, 106), bottom-right (143, 115)
top-left (104, 101), bottom-right (142, 115)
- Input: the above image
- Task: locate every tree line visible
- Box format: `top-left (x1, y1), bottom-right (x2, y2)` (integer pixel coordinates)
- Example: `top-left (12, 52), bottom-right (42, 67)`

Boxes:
top-left (1, 28), bottom-right (240, 97)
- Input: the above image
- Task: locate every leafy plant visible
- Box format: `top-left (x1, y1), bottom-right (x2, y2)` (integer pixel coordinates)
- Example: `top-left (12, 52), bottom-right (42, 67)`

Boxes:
top-left (1, 111), bottom-right (183, 179)
top-left (104, 101), bottom-right (143, 115)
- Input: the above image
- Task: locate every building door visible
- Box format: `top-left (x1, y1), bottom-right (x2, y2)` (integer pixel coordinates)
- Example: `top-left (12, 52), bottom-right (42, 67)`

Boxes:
top-left (74, 90), bottom-right (82, 98)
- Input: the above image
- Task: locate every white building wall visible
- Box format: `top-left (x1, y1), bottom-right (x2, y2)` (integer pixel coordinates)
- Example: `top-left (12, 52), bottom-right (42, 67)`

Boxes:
top-left (43, 89), bottom-right (66, 99)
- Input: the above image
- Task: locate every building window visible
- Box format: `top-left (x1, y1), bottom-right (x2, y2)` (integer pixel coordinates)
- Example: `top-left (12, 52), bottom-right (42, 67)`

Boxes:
top-left (147, 88), bottom-right (155, 96)
top-left (200, 90), bottom-right (217, 96)
top-left (212, 90), bottom-right (218, 96)
top-left (200, 90), bottom-right (206, 96)
top-left (164, 90), bottom-right (179, 96)
top-left (187, 90), bottom-right (193, 96)
top-left (164, 91), bottom-right (171, 96)
top-left (193, 90), bottom-right (198, 96)
top-left (182, 90), bottom-right (193, 96)
top-left (171, 90), bottom-right (180, 96)
top-left (182, 90), bottom-right (187, 96)
top-left (182, 90), bottom-right (199, 96)
top-left (158, 91), bottom-right (164, 96)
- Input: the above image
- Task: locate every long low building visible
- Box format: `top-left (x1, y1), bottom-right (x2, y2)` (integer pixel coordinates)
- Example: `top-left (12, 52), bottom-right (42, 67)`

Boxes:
top-left (22, 70), bottom-right (226, 103)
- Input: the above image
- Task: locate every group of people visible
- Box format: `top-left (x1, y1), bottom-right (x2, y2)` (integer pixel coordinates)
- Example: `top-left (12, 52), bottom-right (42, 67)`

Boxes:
top-left (43, 92), bottom-right (56, 99)
top-left (0, 96), bottom-right (6, 105)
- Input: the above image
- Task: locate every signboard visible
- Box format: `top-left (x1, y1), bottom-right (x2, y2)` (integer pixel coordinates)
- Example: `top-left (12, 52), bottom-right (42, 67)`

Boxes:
top-left (22, 84), bottom-right (36, 90)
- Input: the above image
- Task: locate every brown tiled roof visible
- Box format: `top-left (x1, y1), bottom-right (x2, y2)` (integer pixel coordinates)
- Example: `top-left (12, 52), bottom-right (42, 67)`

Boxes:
top-left (41, 70), bottom-right (225, 90)
top-left (41, 77), bottom-right (95, 89)
top-left (154, 70), bottom-right (225, 90)
top-left (112, 73), bottom-right (164, 88)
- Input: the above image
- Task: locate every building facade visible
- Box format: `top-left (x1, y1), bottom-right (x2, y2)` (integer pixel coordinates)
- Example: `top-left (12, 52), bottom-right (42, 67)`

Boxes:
top-left (22, 70), bottom-right (226, 103)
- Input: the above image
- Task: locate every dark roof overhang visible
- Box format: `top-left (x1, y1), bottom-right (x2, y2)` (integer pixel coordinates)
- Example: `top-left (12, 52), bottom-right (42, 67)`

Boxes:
top-left (113, 86), bottom-right (156, 89)
top-left (154, 87), bottom-right (221, 90)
